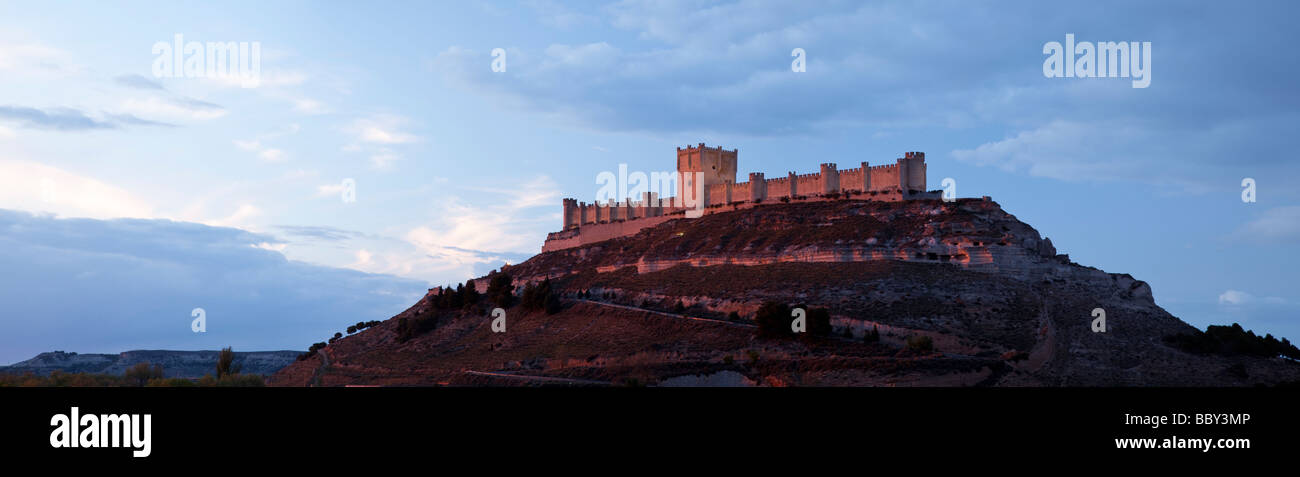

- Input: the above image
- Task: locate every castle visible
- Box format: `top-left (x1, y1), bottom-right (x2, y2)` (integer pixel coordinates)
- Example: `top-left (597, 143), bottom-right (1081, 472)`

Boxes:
top-left (542, 143), bottom-right (936, 252)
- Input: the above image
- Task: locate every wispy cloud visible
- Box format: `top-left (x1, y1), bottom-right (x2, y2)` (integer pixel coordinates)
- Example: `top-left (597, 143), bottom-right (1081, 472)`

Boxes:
top-left (0, 105), bottom-right (173, 131)
top-left (348, 115), bottom-right (421, 145)
top-left (1219, 289), bottom-right (1287, 306)
top-left (1230, 206), bottom-right (1300, 244)
top-left (234, 123), bottom-right (300, 162)
top-left (113, 74), bottom-right (164, 90)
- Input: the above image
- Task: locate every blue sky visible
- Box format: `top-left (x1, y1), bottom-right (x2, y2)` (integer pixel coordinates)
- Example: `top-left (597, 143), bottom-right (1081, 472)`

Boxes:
top-left (1, 0), bottom-right (1297, 363)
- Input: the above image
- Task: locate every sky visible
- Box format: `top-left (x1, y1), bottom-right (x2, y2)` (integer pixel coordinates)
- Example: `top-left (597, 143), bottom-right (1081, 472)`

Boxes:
top-left (0, 0), bottom-right (1297, 364)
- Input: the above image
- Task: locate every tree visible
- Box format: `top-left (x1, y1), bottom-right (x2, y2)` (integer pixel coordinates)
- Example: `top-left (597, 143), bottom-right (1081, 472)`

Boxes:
top-left (754, 301), bottom-right (793, 339)
top-left (461, 280), bottom-right (481, 307)
top-left (863, 325), bottom-right (880, 343)
top-left (124, 362), bottom-right (163, 386)
top-left (487, 272), bottom-right (515, 308)
top-left (216, 347), bottom-right (238, 379)
top-left (521, 278), bottom-right (561, 314)
top-left (804, 306), bottom-right (832, 339)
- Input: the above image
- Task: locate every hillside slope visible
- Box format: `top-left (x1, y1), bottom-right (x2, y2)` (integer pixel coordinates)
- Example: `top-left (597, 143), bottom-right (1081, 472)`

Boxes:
top-left (272, 199), bottom-right (1300, 386)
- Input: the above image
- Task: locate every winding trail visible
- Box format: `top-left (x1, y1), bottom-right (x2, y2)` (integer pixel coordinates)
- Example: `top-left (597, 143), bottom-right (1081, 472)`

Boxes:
top-left (575, 298), bottom-right (755, 328)
top-left (309, 349), bottom-right (330, 387)
top-left (461, 370), bottom-right (609, 386)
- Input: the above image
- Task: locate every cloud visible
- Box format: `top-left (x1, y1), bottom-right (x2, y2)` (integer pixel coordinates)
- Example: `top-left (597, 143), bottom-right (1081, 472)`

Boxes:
top-left (234, 124), bottom-right (300, 162)
top-left (204, 203), bottom-right (262, 229)
top-left (0, 105), bottom-right (173, 131)
top-left (425, 1), bottom-right (1300, 196)
top-left (119, 96), bottom-right (226, 121)
top-left (1219, 290), bottom-right (1250, 305)
top-left (526, 0), bottom-right (599, 29)
top-left (274, 225), bottom-right (364, 242)
top-left (234, 139), bottom-right (287, 162)
top-left (203, 69), bottom-right (308, 89)
top-left (369, 149), bottom-right (402, 170)
top-left (348, 115), bottom-right (420, 145)
top-left (292, 97), bottom-right (328, 114)
top-left (1218, 289), bottom-right (1287, 306)
top-left (950, 116), bottom-right (1298, 192)
top-left (111, 74), bottom-right (228, 122)
top-left (0, 209), bottom-right (425, 364)
top-left (341, 115), bottom-right (421, 172)
top-left (113, 74), bottom-right (165, 90)
top-left (0, 159), bottom-right (155, 219)
top-left (398, 176), bottom-right (560, 279)
top-left (0, 41), bottom-right (79, 77)
top-left (1230, 206), bottom-right (1300, 243)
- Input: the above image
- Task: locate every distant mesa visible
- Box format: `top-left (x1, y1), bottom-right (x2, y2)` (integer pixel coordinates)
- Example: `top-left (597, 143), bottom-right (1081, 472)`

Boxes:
top-left (1, 350), bottom-right (299, 379)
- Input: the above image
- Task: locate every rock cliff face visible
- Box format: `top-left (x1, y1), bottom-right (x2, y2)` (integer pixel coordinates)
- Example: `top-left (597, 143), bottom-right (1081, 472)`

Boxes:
top-left (514, 198), bottom-right (1064, 280)
top-left (271, 198), bottom-right (1300, 386)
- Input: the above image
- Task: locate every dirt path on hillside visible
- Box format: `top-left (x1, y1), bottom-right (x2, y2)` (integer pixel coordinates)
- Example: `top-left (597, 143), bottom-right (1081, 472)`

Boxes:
top-left (309, 349), bottom-right (330, 387)
top-left (462, 370), bottom-right (610, 386)
top-left (577, 298), bottom-right (756, 328)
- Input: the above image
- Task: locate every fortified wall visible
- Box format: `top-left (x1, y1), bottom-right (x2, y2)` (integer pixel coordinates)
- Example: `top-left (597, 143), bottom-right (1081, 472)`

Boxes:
top-left (543, 143), bottom-right (936, 252)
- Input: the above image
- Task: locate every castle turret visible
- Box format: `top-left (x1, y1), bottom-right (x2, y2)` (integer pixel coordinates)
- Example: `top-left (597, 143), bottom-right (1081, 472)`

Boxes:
top-left (749, 172), bottom-right (766, 201)
top-left (899, 151), bottom-right (926, 193)
top-left (820, 163), bottom-right (839, 194)
top-left (562, 198), bottom-right (579, 230)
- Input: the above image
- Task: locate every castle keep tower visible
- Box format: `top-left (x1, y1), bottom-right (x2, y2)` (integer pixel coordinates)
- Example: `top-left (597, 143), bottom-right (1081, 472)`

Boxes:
top-left (677, 143), bottom-right (737, 207)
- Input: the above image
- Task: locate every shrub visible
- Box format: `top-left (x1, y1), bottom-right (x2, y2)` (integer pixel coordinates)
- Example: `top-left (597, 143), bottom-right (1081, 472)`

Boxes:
top-left (727, 311), bottom-right (741, 322)
top-left (146, 377), bottom-right (195, 387)
top-left (197, 373), bottom-right (264, 387)
top-left (905, 335), bottom-right (934, 353)
top-left (124, 362), bottom-right (164, 387)
top-left (347, 325), bottom-right (357, 334)
top-left (673, 300), bottom-right (686, 314)
top-left (1165, 323), bottom-right (1300, 359)
top-left (396, 314), bottom-right (439, 343)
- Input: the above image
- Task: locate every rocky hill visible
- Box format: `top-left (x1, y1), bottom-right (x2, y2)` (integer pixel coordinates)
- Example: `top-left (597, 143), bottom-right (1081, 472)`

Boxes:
top-left (271, 198), bottom-right (1300, 386)
top-left (2, 350), bottom-right (300, 378)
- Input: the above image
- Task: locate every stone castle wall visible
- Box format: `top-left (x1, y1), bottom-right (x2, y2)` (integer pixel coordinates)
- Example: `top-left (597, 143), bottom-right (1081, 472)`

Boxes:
top-left (548, 147), bottom-right (933, 252)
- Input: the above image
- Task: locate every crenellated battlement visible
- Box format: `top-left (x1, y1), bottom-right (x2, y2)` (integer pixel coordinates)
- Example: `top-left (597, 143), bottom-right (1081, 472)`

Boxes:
top-left (547, 144), bottom-right (937, 252)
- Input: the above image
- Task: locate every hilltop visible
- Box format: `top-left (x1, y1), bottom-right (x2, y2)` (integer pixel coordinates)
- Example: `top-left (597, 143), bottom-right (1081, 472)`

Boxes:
top-left (270, 198), bottom-right (1300, 386)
